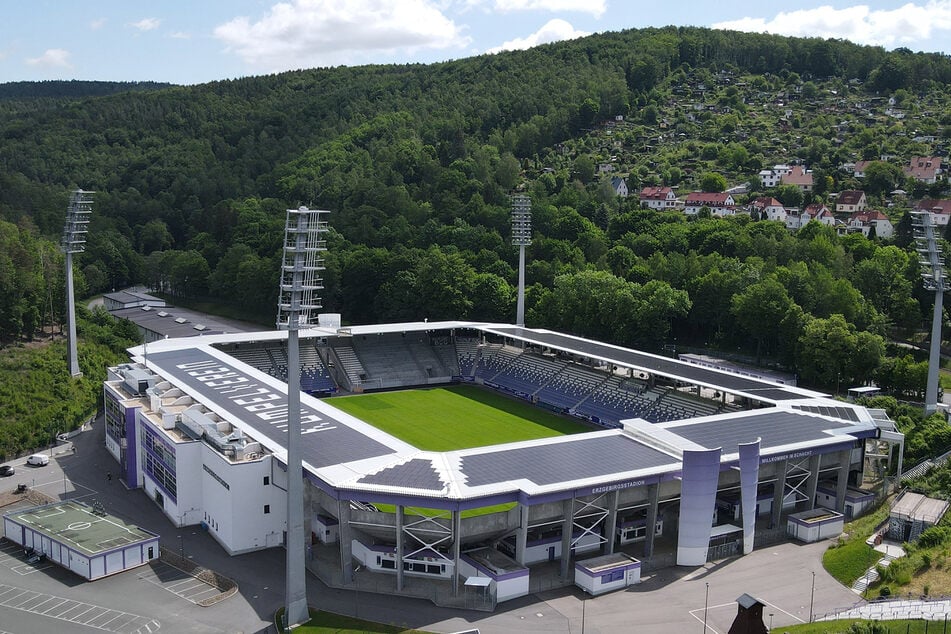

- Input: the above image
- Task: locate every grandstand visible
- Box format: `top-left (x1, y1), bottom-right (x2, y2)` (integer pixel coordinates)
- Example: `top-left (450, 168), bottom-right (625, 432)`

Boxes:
top-left (103, 320), bottom-right (903, 610)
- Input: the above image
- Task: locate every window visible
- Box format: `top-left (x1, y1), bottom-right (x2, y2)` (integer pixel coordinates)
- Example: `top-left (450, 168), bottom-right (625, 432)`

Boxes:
top-left (264, 505), bottom-right (270, 514)
top-left (263, 476), bottom-right (270, 486)
top-left (600, 570), bottom-right (624, 583)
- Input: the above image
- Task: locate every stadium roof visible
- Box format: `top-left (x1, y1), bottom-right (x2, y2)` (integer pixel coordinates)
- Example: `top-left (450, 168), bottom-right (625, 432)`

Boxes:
top-left (132, 321), bottom-right (879, 509)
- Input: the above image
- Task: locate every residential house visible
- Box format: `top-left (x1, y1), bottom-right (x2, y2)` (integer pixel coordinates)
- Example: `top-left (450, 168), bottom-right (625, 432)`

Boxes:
top-left (781, 165), bottom-right (814, 192)
top-left (786, 203), bottom-right (835, 231)
top-left (841, 210), bottom-right (894, 238)
top-left (905, 157), bottom-right (944, 184)
top-left (611, 177), bottom-right (629, 198)
top-left (748, 196), bottom-right (787, 222)
top-left (683, 192), bottom-right (735, 216)
top-left (853, 160), bottom-right (873, 178)
top-left (915, 199), bottom-right (951, 227)
top-left (835, 190), bottom-right (867, 214)
top-left (758, 164), bottom-right (792, 188)
top-left (639, 186), bottom-right (678, 210)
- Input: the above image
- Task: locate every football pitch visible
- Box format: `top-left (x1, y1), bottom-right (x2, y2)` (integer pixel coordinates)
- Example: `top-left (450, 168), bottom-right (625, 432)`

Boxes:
top-left (327, 384), bottom-right (589, 451)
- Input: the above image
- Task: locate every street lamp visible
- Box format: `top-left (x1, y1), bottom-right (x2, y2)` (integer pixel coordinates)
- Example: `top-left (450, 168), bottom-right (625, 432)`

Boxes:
top-left (769, 612), bottom-right (774, 631)
top-left (353, 565), bottom-right (361, 619)
top-left (178, 534), bottom-right (184, 560)
top-left (809, 570), bottom-right (816, 622)
top-left (702, 582), bottom-right (709, 633)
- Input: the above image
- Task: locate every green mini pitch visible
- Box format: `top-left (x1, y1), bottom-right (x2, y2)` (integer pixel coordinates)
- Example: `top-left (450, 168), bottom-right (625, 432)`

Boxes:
top-left (9, 500), bottom-right (154, 556)
top-left (328, 384), bottom-right (588, 451)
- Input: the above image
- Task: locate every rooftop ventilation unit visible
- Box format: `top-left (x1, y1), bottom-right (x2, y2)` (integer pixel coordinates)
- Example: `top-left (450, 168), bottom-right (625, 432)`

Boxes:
top-left (141, 305), bottom-right (152, 311)
top-left (174, 317), bottom-right (187, 324)
top-left (157, 311), bottom-right (169, 317)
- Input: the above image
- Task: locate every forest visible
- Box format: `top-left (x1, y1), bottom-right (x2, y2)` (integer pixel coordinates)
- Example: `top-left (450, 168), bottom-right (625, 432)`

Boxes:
top-left (1, 25), bottom-right (951, 411)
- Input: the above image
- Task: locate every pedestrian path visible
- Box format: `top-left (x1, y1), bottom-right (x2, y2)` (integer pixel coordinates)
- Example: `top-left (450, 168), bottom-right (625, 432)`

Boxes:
top-left (851, 542), bottom-right (904, 595)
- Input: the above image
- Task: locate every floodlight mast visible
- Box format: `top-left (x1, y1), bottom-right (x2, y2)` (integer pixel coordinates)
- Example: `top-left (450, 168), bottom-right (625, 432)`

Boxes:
top-left (911, 210), bottom-right (947, 415)
top-left (276, 206), bottom-right (328, 629)
top-left (61, 189), bottom-right (94, 378)
top-left (511, 195), bottom-right (532, 327)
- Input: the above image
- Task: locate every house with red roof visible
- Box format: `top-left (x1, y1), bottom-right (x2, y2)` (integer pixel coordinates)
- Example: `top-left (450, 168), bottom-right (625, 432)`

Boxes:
top-left (835, 190), bottom-right (867, 214)
top-left (638, 186), bottom-right (678, 210)
top-left (683, 192), bottom-right (735, 216)
top-left (905, 157), bottom-right (944, 184)
top-left (841, 210), bottom-right (894, 238)
top-left (748, 197), bottom-right (787, 222)
top-left (780, 166), bottom-right (814, 192)
top-left (786, 203), bottom-right (835, 231)
top-left (915, 199), bottom-right (951, 227)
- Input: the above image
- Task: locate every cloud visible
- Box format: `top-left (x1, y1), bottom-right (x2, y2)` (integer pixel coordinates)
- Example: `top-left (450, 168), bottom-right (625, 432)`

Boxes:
top-left (26, 49), bottom-right (73, 69)
top-left (482, 0), bottom-right (605, 18)
top-left (90, 18), bottom-right (106, 30)
top-left (713, 1), bottom-right (951, 49)
top-left (487, 18), bottom-right (589, 53)
top-left (130, 18), bottom-right (162, 32)
top-left (170, 32), bottom-right (191, 40)
top-left (214, 0), bottom-right (470, 70)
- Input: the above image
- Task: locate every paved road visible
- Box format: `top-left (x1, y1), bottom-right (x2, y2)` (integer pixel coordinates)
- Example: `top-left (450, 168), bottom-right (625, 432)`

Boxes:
top-left (1, 419), bottom-right (863, 634)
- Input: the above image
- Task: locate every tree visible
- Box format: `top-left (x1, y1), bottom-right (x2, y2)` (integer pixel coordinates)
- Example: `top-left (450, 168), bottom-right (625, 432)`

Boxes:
top-left (700, 172), bottom-right (727, 192)
top-left (862, 161), bottom-right (904, 197)
top-left (731, 276), bottom-right (798, 362)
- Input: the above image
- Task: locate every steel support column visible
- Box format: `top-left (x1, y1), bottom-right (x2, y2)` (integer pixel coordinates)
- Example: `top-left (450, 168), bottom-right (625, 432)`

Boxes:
top-left (644, 483), bottom-right (659, 559)
top-left (806, 454), bottom-right (821, 511)
top-left (337, 501), bottom-right (353, 584)
top-left (560, 498), bottom-right (573, 578)
top-left (605, 490), bottom-right (619, 555)
top-left (836, 449), bottom-right (852, 514)
top-left (396, 505), bottom-right (404, 591)
top-left (771, 459), bottom-right (787, 529)
top-left (515, 503), bottom-right (529, 566)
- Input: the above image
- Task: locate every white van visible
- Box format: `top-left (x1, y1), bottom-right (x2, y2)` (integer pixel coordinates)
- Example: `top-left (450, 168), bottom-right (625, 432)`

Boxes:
top-left (26, 454), bottom-right (50, 466)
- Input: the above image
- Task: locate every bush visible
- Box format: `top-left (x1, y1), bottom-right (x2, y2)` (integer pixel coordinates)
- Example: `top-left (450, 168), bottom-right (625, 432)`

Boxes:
top-left (879, 585), bottom-right (891, 597)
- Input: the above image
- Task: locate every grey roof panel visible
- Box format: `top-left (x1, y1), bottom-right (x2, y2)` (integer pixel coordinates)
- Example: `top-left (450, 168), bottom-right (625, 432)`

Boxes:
top-left (484, 327), bottom-right (806, 400)
top-left (793, 405), bottom-right (861, 422)
top-left (460, 435), bottom-right (676, 487)
top-left (669, 410), bottom-right (856, 455)
top-left (358, 458), bottom-right (445, 490)
top-left (147, 348), bottom-right (393, 467)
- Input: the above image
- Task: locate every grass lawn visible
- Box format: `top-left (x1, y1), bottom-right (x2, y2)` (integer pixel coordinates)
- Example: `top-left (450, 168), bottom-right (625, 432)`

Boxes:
top-left (779, 619), bottom-right (936, 633)
top-left (276, 608), bottom-right (433, 633)
top-left (328, 384), bottom-right (589, 451)
top-left (822, 499), bottom-right (890, 587)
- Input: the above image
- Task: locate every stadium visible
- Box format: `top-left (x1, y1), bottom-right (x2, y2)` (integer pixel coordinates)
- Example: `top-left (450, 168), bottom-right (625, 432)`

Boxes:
top-left (102, 315), bottom-right (904, 608)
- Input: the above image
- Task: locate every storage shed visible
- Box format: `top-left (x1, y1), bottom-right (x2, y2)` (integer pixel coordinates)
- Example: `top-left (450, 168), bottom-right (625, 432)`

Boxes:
top-left (786, 508), bottom-right (844, 543)
top-left (573, 553), bottom-right (641, 596)
top-left (3, 500), bottom-right (159, 581)
top-left (887, 492), bottom-right (950, 542)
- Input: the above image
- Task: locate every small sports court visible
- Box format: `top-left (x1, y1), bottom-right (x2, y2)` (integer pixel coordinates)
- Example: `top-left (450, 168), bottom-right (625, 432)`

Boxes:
top-left (2, 500), bottom-right (160, 580)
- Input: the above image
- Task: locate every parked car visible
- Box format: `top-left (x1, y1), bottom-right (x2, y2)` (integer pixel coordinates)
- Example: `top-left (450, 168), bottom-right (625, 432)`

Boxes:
top-left (26, 454), bottom-right (50, 466)
top-left (0, 465), bottom-right (14, 476)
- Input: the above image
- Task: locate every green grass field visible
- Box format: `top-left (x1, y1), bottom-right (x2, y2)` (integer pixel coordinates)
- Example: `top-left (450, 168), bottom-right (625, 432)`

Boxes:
top-left (328, 384), bottom-right (589, 451)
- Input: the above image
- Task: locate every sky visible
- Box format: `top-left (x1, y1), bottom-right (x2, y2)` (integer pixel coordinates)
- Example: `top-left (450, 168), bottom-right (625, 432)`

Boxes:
top-left (3, 0), bottom-right (951, 86)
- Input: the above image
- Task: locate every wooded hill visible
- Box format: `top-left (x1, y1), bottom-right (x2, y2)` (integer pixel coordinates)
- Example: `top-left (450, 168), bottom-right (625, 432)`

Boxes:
top-left (2, 26), bottom-right (951, 399)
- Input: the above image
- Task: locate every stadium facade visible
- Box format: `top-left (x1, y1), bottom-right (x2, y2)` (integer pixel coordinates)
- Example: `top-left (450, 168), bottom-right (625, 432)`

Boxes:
top-left (103, 320), bottom-right (902, 606)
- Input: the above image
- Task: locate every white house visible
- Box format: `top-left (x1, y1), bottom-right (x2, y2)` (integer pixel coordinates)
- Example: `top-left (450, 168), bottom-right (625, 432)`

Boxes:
top-left (611, 177), bottom-right (629, 197)
top-left (683, 192), bottom-right (735, 216)
top-left (638, 186), bottom-right (678, 210)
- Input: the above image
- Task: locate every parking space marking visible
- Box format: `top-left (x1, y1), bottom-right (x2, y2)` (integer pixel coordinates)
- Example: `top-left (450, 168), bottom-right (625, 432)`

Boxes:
top-left (136, 560), bottom-right (220, 605)
top-left (0, 583), bottom-right (159, 633)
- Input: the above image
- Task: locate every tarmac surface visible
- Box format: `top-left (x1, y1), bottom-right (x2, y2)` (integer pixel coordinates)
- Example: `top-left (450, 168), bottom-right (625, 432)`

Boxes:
top-left (0, 417), bottom-right (886, 634)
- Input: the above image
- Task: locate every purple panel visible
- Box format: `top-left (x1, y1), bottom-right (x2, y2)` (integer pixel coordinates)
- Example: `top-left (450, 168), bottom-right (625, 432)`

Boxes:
top-left (677, 447), bottom-right (721, 566)
top-left (738, 438), bottom-right (761, 555)
top-left (124, 407), bottom-right (137, 487)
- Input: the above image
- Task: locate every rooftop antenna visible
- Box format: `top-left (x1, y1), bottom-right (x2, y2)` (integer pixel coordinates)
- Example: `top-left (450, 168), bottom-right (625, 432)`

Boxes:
top-left (61, 189), bottom-right (94, 377)
top-left (911, 210), bottom-right (947, 415)
top-left (511, 194), bottom-right (532, 327)
top-left (276, 206), bottom-right (328, 629)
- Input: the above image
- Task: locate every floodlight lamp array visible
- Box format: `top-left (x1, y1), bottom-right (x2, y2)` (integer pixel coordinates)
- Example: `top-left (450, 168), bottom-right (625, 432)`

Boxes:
top-left (911, 210), bottom-right (948, 292)
top-left (276, 206), bottom-right (329, 330)
top-left (61, 189), bottom-right (94, 254)
top-left (511, 194), bottom-right (532, 247)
